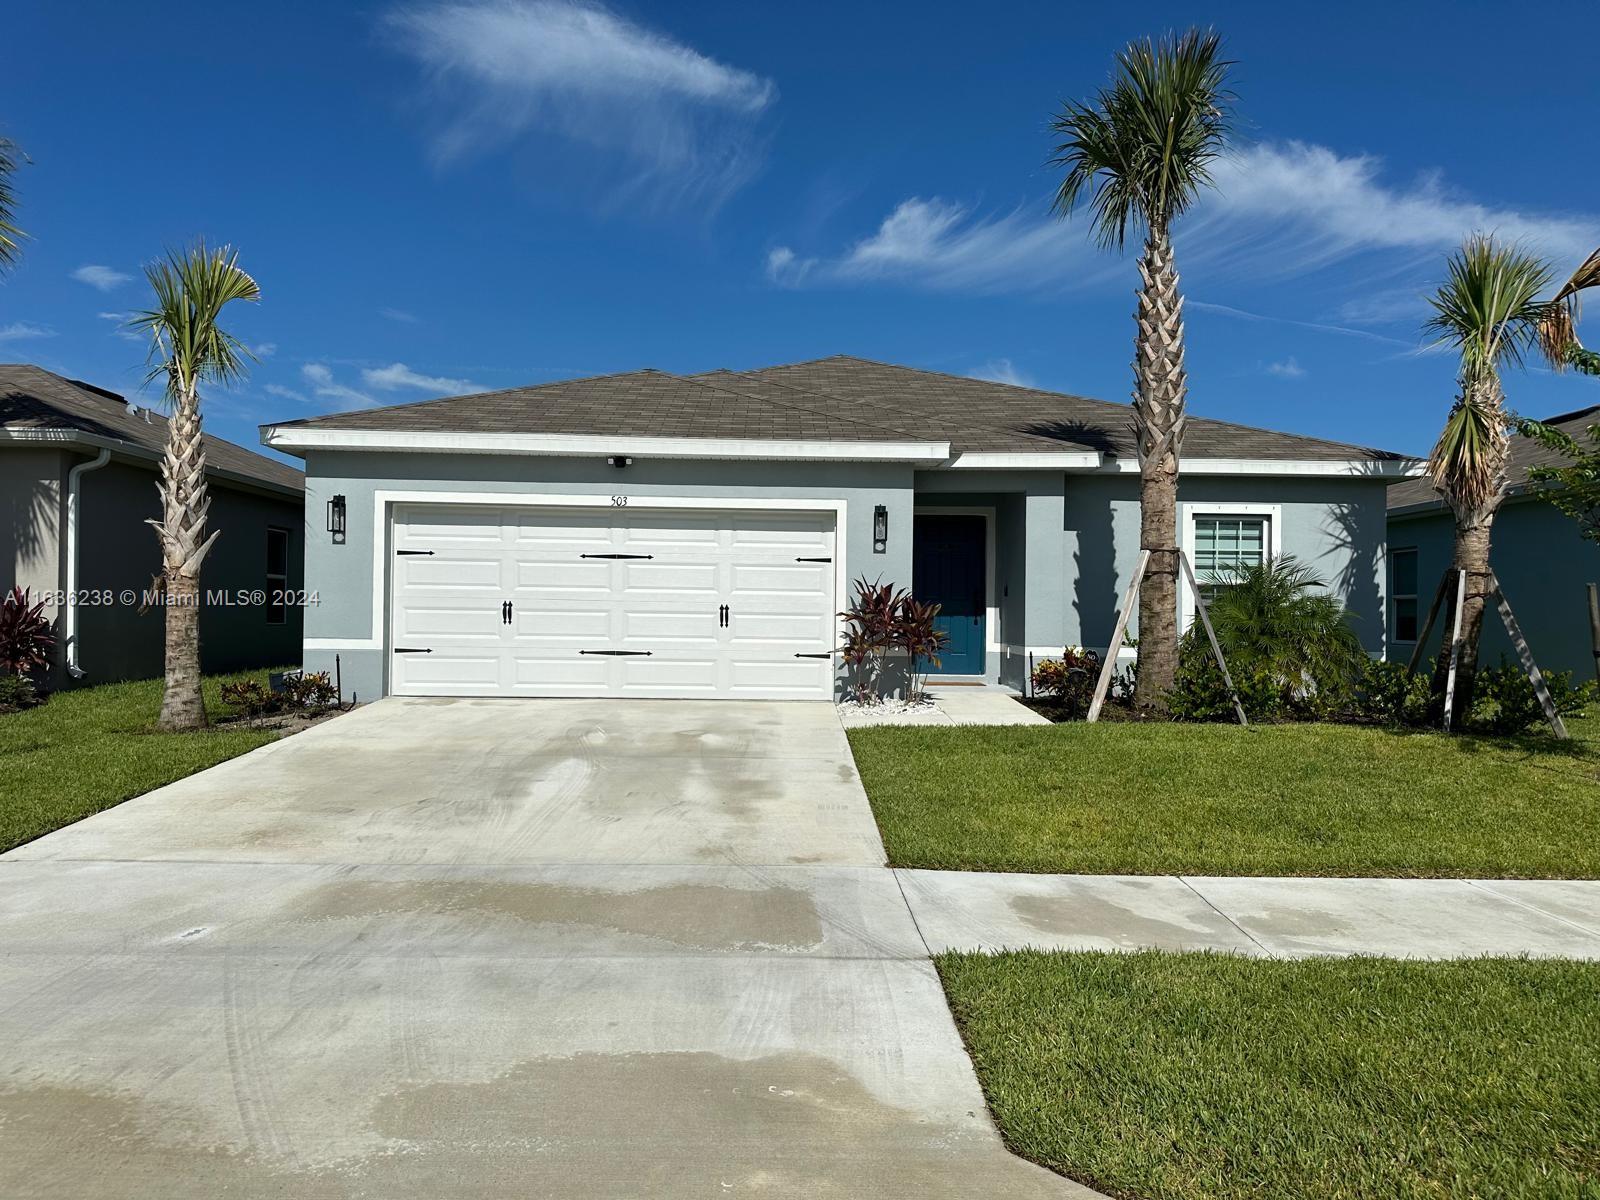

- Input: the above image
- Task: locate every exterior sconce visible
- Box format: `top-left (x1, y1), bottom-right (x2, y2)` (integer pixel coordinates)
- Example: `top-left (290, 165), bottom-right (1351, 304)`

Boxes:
top-left (607, 455), bottom-right (633, 469)
top-left (873, 504), bottom-right (888, 554)
top-left (327, 494), bottom-right (347, 545)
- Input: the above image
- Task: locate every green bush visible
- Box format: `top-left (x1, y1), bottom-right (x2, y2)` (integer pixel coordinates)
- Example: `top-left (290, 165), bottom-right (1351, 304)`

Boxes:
top-left (1167, 653), bottom-right (1283, 722)
top-left (219, 671), bottom-right (338, 719)
top-left (0, 672), bottom-right (42, 713)
top-left (1470, 659), bottom-right (1594, 736)
top-left (1352, 658), bottom-right (1432, 727)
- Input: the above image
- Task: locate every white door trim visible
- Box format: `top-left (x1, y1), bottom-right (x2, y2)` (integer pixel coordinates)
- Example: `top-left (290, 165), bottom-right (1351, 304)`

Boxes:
top-left (344, 492), bottom-right (847, 690)
top-left (913, 506), bottom-right (999, 672)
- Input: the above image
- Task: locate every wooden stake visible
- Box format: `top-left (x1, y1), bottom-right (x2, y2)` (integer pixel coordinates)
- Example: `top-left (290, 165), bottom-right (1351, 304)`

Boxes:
top-left (1406, 570), bottom-right (1455, 678)
top-left (1179, 551), bottom-right (1248, 727)
top-left (1490, 572), bottom-right (1569, 740)
top-left (1587, 582), bottom-right (1600, 688)
top-left (1442, 568), bottom-right (1467, 732)
top-left (1087, 548), bottom-right (1150, 723)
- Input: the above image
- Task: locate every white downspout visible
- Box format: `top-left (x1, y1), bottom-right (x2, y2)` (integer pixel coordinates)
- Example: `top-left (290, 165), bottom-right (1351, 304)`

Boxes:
top-left (64, 448), bottom-right (112, 679)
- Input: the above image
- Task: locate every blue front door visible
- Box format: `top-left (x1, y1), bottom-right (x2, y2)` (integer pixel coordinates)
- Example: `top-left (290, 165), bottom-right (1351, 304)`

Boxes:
top-left (913, 514), bottom-right (986, 675)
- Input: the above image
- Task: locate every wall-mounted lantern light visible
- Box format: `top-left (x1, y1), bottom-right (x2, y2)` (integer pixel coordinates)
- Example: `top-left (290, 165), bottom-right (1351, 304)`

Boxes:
top-left (873, 504), bottom-right (888, 554)
top-left (327, 494), bottom-right (347, 545)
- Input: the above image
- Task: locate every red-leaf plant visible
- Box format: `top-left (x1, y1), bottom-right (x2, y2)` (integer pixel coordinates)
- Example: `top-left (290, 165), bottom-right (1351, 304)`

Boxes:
top-left (0, 586), bottom-right (56, 678)
top-left (838, 577), bottom-right (950, 705)
top-left (896, 598), bottom-right (949, 704)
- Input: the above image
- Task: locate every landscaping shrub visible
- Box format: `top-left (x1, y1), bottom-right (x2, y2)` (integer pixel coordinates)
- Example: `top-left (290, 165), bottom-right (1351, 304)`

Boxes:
top-left (838, 577), bottom-right (947, 704)
top-left (1167, 653), bottom-right (1283, 722)
top-left (1469, 659), bottom-right (1593, 736)
top-left (0, 672), bottom-right (42, 713)
top-left (1030, 647), bottom-right (1102, 718)
top-left (0, 586), bottom-right (55, 678)
top-left (219, 671), bottom-right (338, 720)
top-left (1352, 658), bottom-right (1432, 726)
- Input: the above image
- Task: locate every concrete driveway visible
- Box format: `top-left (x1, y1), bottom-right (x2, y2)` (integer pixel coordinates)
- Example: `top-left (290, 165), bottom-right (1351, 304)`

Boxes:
top-left (0, 699), bottom-right (1085, 1198)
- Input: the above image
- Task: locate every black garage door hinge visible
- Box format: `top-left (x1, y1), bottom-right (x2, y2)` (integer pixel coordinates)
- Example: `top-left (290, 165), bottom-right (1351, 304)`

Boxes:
top-left (579, 553), bottom-right (655, 560)
top-left (395, 549), bottom-right (434, 556)
top-left (393, 647), bottom-right (433, 654)
top-left (795, 556), bottom-right (832, 562)
top-left (579, 649), bottom-right (653, 656)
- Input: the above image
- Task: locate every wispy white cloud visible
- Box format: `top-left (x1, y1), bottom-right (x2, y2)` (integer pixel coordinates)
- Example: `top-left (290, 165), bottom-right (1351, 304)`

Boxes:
top-left (385, 0), bottom-right (776, 211)
top-left (264, 383), bottom-right (309, 403)
top-left (361, 362), bottom-right (475, 393)
top-left (96, 311), bottom-right (145, 343)
top-left (252, 342), bottom-right (278, 359)
top-left (72, 264), bottom-right (132, 291)
top-left (380, 307), bottom-right (421, 324)
top-left (302, 363), bottom-right (375, 408)
top-left (0, 321), bottom-right (56, 342)
top-left (968, 358), bottom-right (1035, 388)
top-left (1264, 357), bottom-right (1307, 379)
top-left (768, 142), bottom-right (1597, 300)
top-left (1188, 300), bottom-right (1415, 349)
top-left (1331, 288), bottom-right (1433, 327)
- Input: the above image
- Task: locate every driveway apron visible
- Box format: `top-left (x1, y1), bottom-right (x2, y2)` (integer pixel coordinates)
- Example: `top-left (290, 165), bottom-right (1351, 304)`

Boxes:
top-left (0, 698), bottom-right (1087, 1198)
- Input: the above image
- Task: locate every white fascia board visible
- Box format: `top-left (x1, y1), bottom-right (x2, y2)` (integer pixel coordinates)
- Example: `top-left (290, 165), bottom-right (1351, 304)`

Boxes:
top-left (1097, 456), bottom-right (1425, 477)
top-left (944, 451), bottom-right (1102, 469)
top-left (260, 426), bottom-right (951, 463)
top-left (2, 427), bottom-right (304, 498)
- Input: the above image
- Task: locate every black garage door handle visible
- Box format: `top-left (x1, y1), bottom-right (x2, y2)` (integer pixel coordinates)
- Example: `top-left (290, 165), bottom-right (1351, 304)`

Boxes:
top-left (579, 650), bottom-right (653, 656)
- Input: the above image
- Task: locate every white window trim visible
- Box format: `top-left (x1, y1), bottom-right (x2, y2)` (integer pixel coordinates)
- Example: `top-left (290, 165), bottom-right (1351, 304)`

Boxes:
top-left (1179, 502), bottom-right (1283, 631)
top-left (914, 506), bottom-right (1000, 670)
top-left (307, 493), bottom-right (850, 675)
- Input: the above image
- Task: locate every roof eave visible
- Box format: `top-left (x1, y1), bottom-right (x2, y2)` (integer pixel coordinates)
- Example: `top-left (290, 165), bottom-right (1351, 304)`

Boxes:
top-left (2, 426), bottom-right (304, 499)
top-left (260, 426), bottom-right (953, 464)
top-left (1096, 456), bottom-right (1426, 478)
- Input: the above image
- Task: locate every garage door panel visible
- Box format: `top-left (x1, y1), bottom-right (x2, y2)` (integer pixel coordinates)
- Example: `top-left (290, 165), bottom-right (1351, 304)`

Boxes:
top-left (391, 504), bottom-right (836, 700)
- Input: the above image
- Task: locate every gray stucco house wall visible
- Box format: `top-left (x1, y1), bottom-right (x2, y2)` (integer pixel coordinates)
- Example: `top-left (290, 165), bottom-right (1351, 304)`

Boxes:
top-left (265, 357), bottom-right (1417, 703)
top-left (2, 365), bottom-right (306, 688)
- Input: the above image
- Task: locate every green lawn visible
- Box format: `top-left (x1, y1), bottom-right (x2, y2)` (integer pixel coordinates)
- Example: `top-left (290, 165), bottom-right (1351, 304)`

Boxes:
top-left (847, 712), bottom-right (1600, 877)
top-left (0, 670), bottom-right (287, 854)
top-left (939, 950), bottom-right (1600, 1200)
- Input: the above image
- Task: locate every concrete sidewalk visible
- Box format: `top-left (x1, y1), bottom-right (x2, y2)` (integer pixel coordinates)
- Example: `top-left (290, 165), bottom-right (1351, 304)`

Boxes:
top-left (898, 870), bottom-right (1600, 960)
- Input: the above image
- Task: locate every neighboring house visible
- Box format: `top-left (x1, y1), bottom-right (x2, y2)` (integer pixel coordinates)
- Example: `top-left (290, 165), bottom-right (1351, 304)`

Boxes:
top-left (260, 356), bottom-right (1419, 701)
top-left (1387, 404), bottom-right (1600, 681)
top-left (2, 364), bottom-right (306, 688)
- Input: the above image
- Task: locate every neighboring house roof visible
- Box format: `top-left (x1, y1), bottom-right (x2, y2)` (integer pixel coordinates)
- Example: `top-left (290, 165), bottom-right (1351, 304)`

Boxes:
top-left (261, 354), bottom-right (1419, 473)
top-left (1388, 402), bottom-right (1600, 513)
top-left (1, 364), bottom-right (303, 496)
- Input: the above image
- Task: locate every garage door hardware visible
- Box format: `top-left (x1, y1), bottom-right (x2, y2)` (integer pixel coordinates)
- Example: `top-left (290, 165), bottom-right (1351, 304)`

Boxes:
top-left (393, 647), bottom-right (433, 654)
top-left (395, 549), bottom-right (434, 556)
top-left (579, 552), bottom-right (655, 560)
top-left (795, 556), bottom-right (832, 562)
top-left (501, 600), bottom-right (513, 625)
top-left (718, 604), bottom-right (729, 628)
top-left (579, 649), bottom-right (653, 656)
top-left (794, 652), bottom-right (833, 659)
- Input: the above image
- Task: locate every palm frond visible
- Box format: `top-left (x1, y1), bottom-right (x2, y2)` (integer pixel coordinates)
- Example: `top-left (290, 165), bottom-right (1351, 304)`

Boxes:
top-left (1049, 28), bottom-right (1234, 248)
top-left (0, 137), bottom-right (28, 272)
top-left (1536, 244), bottom-right (1600, 368)
top-left (1423, 234), bottom-right (1553, 380)
top-left (126, 241), bottom-right (261, 402)
top-left (1428, 384), bottom-right (1506, 514)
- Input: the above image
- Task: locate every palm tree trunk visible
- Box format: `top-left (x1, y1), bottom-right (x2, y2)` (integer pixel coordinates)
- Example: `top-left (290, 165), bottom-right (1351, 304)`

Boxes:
top-left (1132, 223), bottom-right (1186, 710)
top-left (151, 377), bottom-right (220, 732)
top-left (1429, 378), bottom-right (1510, 727)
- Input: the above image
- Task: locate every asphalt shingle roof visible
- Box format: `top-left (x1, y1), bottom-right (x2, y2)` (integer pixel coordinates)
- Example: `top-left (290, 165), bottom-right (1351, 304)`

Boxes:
top-left (1389, 403), bottom-right (1600, 510)
top-left (1, 364), bottom-right (303, 492)
top-left (267, 355), bottom-right (1414, 464)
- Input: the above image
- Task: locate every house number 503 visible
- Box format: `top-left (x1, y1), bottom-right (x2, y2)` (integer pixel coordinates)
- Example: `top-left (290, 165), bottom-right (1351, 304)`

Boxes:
top-left (610, 495), bottom-right (628, 507)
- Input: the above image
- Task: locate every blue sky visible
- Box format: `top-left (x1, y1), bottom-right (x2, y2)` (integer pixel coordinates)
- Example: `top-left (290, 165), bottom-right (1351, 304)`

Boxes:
top-left (4, 0), bottom-right (1597, 464)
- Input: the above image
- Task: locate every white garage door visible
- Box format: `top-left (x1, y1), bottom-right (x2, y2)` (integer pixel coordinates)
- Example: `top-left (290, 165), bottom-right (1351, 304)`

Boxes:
top-left (389, 504), bottom-right (838, 699)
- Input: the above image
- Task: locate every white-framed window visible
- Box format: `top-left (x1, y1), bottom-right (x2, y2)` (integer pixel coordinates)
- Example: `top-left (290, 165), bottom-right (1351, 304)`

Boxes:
top-left (1389, 547), bottom-right (1418, 643)
top-left (266, 526), bottom-right (290, 626)
top-left (1180, 502), bottom-right (1282, 628)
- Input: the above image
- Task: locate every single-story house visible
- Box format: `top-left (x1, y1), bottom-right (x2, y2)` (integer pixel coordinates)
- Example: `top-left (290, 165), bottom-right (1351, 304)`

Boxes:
top-left (2, 364), bottom-right (306, 688)
top-left (1387, 403), bottom-right (1600, 682)
top-left (260, 356), bottom-right (1419, 701)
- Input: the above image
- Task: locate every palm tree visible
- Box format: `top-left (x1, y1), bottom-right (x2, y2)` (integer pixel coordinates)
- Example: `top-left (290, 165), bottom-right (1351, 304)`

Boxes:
top-left (128, 243), bottom-right (260, 731)
top-left (1049, 29), bottom-right (1234, 709)
top-left (1422, 234), bottom-right (1554, 724)
top-left (1537, 244), bottom-right (1600, 373)
top-left (0, 137), bottom-right (27, 271)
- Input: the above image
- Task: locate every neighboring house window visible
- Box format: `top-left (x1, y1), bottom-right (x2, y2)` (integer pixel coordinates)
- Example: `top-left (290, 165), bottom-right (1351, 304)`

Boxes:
top-left (1192, 514), bottom-right (1270, 604)
top-left (266, 527), bottom-right (290, 625)
top-left (1390, 547), bottom-right (1418, 643)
